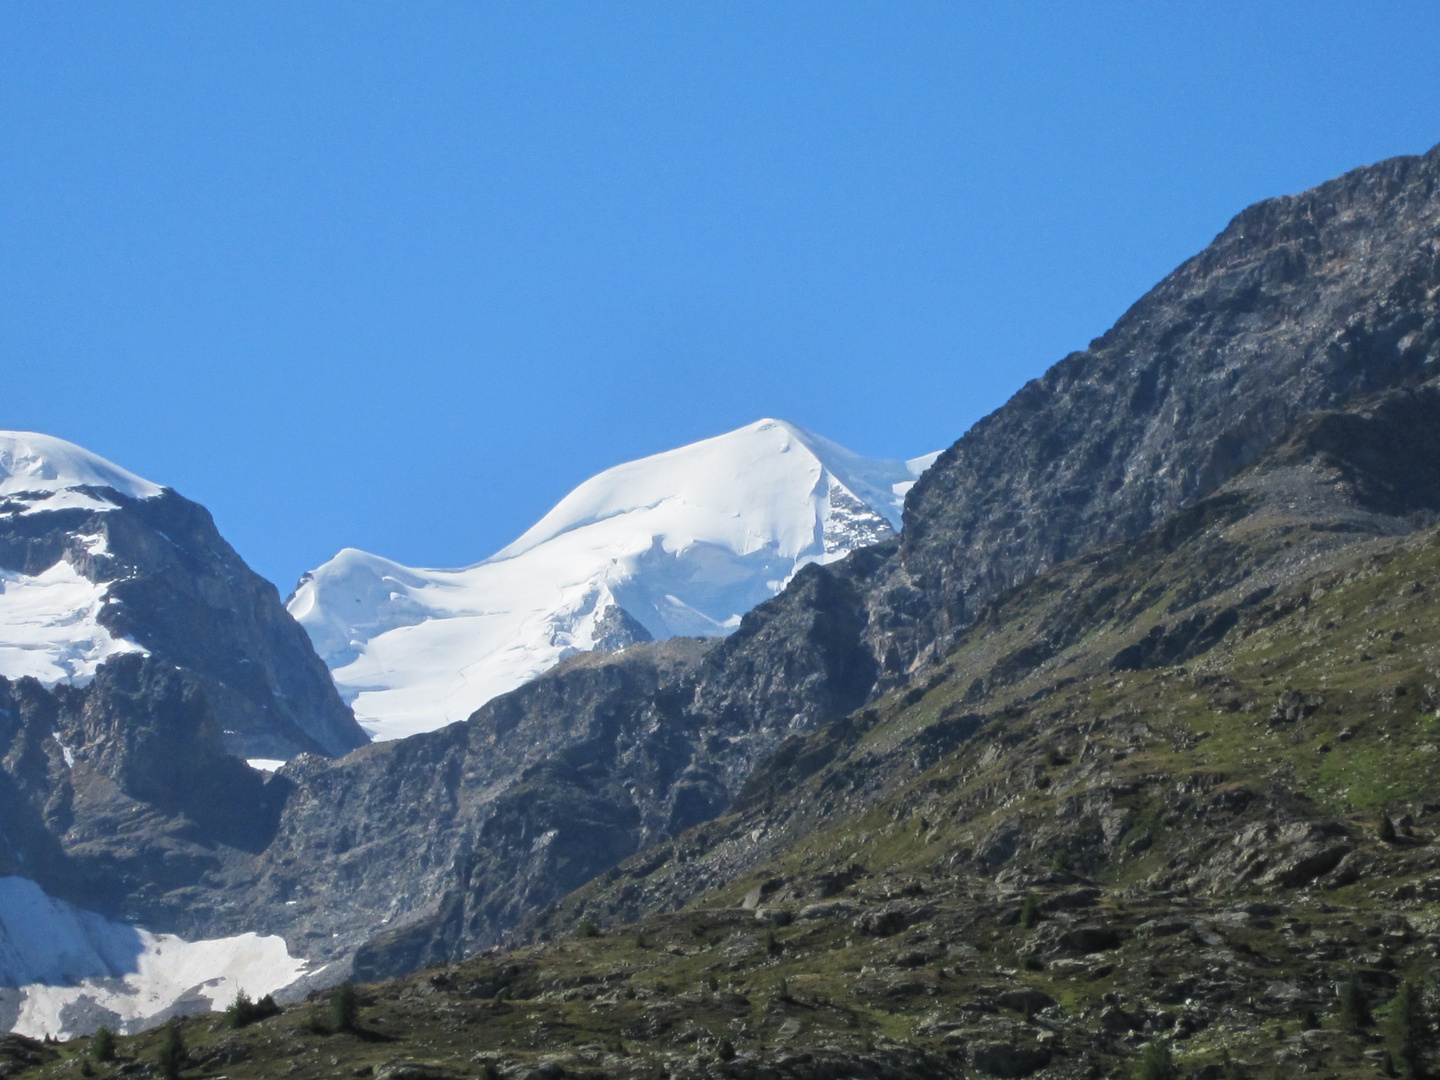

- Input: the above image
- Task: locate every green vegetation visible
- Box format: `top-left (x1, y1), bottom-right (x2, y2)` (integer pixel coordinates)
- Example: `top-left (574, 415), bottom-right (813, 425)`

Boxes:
top-left (1019, 891), bottom-right (1040, 929)
top-left (1379, 812), bottom-right (1398, 843)
top-left (1339, 972), bottom-right (1373, 1035)
top-left (89, 1027), bottom-right (115, 1064)
top-left (331, 980), bottom-right (359, 1033)
top-left (225, 990), bottom-right (280, 1029)
top-left (1386, 977), bottom-right (1429, 1079)
top-left (1135, 1040), bottom-right (1176, 1080)
top-left (156, 1019), bottom-right (185, 1080)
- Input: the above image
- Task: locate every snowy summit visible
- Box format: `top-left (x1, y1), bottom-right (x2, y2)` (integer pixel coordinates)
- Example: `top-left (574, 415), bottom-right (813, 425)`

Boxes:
top-left (290, 420), bottom-right (937, 742)
top-left (0, 431), bottom-right (162, 515)
top-left (0, 432), bottom-right (162, 687)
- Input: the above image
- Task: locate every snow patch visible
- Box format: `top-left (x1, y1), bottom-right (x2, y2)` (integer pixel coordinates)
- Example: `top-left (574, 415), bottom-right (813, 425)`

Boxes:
top-left (0, 877), bottom-right (310, 1039)
top-left (0, 560), bottom-right (147, 687)
top-left (245, 759), bottom-right (287, 773)
top-left (292, 419), bottom-right (938, 742)
top-left (50, 732), bottom-right (75, 769)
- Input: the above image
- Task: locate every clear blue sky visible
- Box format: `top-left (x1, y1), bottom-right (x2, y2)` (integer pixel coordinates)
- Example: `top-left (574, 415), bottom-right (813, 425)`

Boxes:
top-left (4, 2), bottom-right (1439, 591)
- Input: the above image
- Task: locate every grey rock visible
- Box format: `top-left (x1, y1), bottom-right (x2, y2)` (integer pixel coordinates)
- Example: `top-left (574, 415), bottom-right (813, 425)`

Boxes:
top-left (968, 1040), bottom-right (1051, 1078)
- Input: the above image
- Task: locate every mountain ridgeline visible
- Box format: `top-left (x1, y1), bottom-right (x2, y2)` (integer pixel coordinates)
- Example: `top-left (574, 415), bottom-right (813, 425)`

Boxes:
top-left (4, 143), bottom-right (1440, 1065)
top-left (269, 141), bottom-right (1440, 977)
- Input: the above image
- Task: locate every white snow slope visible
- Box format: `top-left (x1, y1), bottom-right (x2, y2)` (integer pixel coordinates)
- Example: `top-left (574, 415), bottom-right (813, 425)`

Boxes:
top-left (291, 420), bottom-right (937, 742)
top-left (0, 433), bottom-right (162, 687)
top-left (0, 876), bottom-right (311, 1039)
top-left (0, 431), bottom-right (162, 512)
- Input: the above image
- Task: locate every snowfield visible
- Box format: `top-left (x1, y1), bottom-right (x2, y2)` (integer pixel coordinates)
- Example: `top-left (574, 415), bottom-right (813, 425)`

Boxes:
top-left (0, 877), bottom-right (311, 1039)
top-left (291, 420), bottom-right (936, 742)
top-left (0, 560), bottom-right (148, 686)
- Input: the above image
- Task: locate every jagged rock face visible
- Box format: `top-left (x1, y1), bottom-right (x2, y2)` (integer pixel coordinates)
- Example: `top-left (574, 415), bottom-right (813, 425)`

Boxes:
top-left (0, 488), bottom-right (366, 759)
top-left (879, 141), bottom-right (1440, 671)
top-left (0, 656), bottom-right (281, 924)
top-left (532, 379), bottom-right (1440, 936)
top-left (236, 639), bottom-right (718, 974)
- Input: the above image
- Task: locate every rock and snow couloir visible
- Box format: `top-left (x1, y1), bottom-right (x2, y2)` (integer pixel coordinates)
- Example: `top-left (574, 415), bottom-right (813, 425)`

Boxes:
top-left (290, 420), bottom-right (937, 742)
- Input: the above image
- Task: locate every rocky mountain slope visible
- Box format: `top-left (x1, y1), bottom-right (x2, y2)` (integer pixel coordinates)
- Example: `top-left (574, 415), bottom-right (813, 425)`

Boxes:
top-left (0, 432), bottom-right (366, 761)
top-left (294, 141), bottom-right (1440, 973)
top-left (27, 298), bottom-right (1440, 1080)
top-left (0, 434), bottom-right (366, 1034)
top-left (289, 420), bottom-right (934, 742)
top-left (5, 141), bottom-right (1440, 1060)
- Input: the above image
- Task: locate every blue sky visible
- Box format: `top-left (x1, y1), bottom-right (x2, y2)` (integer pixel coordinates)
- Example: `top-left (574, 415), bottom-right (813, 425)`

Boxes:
top-left (4, 2), bottom-right (1439, 591)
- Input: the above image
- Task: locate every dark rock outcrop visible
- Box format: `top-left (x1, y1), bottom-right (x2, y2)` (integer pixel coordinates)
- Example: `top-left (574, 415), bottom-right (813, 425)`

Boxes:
top-left (0, 487), bottom-right (365, 759)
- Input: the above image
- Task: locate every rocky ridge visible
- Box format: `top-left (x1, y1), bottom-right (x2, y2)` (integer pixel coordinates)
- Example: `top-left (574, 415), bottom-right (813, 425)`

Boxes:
top-left (0, 460), bottom-right (365, 761)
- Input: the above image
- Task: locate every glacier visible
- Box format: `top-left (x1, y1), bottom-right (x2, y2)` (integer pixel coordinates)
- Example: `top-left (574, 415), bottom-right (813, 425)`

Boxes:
top-left (291, 419), bottom-right (936, 742)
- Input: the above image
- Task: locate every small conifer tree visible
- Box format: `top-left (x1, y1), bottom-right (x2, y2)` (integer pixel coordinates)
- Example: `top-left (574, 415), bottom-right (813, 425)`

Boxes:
top-left (91, 1025), bottom-right (116, 1063)
top-left (332, 980), bottom-right (359, 1032)
top-left (1380, 812), bottom-right (1398, 843)
top-left (1134, 1039), bottom-right (1175, 1080)
top-left (156, 1019), bottom-right (185, 1080)
top-left (226, 989), bottom-right (253, 1029)
top-left (1340, 972), bottom-right (1374, 1034)
top-left (1020, 892), bottom-right (1041, 929)
top-left (1386, 976), bottom-right (1428, 1079)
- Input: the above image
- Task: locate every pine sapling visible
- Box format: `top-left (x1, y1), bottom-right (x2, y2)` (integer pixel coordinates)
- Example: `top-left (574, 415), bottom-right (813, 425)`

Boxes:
top-left (1134, 1039), bottom-right (1175, 1080)
top-left (91, 1026), bottom-right (116, 1063)
top-left (1379, 812), bottom-right (1398, 843)
top-left (156, 1019), bottom-right (185, 1080)
top-left (1340, 972), bottom-right (1373, 1035)
top-left (1386, 976), bottom-right (1428, 1079)
top-left (331, 980), bottom-right (359, 1033)
top-left (1020, 892), bottom-right (1041, 929)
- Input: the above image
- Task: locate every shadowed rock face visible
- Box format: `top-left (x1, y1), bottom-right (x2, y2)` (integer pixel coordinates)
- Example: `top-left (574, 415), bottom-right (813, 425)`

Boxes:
top-left (0, 487), bottom-right (366, 760)
top-left (0, 656), bottom-right (286, 925)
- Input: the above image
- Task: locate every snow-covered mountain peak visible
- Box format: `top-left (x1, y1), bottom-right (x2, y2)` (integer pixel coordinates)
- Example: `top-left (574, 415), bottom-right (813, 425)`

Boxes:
top-left (291, 419), bottom-right (936, 742)
top-left (0, 433), bottom-right (162, 687)
top-left (0, 431), bottom-right (163, 513)
top-left (491, 418), bottom-right (916, 563)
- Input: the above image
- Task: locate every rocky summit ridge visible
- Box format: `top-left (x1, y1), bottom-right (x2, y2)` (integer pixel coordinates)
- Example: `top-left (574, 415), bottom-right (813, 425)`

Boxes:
top-left (5, 142), bottom-right (1440, 1080)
